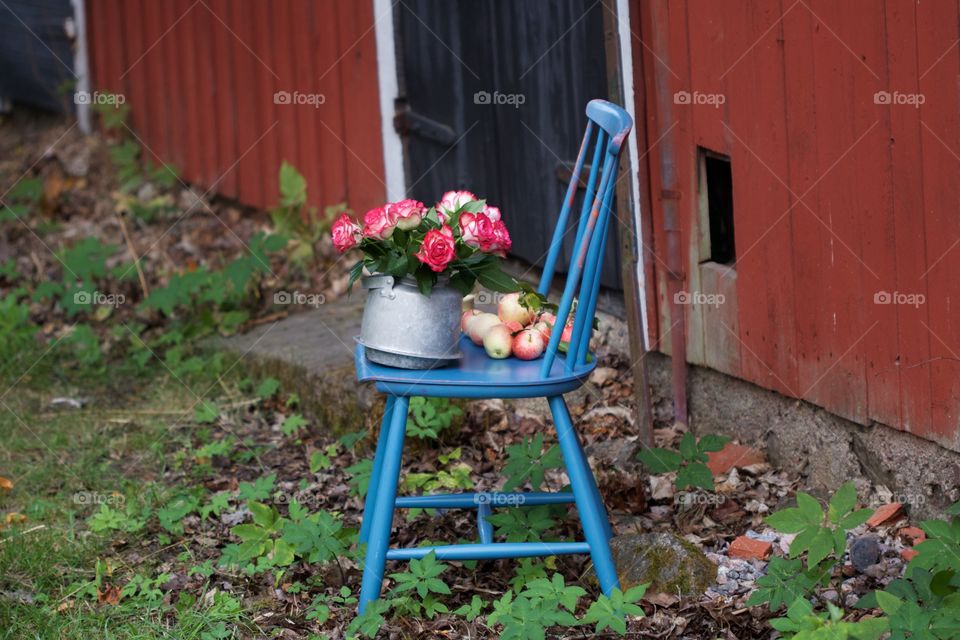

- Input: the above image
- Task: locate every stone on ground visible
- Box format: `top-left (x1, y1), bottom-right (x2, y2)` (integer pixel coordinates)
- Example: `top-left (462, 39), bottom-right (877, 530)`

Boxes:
top-left (728, 535), bottom-right (773, 561)
top-left (609, 532), bottom-right (717, 596)
top-left (867, 502), bottom-right (904, 527)
top-left (849, 536), bottom-right (881, 572)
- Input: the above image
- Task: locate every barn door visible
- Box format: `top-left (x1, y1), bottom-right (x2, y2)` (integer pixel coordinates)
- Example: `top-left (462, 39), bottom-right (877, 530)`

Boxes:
top-left (394, 0), bottom-right (622, 288)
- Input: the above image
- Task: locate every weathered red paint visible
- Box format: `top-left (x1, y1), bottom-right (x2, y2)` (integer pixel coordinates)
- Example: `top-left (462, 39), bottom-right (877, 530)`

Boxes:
top-left (86, 0), bottom-right (385, 214)
top-left (638, 0), bottom-right (960, 451)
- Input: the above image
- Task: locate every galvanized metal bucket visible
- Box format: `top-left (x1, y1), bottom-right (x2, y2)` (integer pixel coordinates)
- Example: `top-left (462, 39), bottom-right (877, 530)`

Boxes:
top-left (357, 275), bottom-right (463, 369)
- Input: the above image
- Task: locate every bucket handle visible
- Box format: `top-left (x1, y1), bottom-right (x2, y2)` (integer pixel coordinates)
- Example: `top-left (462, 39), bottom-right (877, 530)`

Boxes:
top-left (361, 275), bottom-right (396, 299)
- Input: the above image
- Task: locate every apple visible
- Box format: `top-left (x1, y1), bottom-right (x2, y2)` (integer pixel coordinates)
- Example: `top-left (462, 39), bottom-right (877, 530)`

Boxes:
top-left (497, 292), bottom-right (534, 325)
top-left (531, 312), bottom-right (557, 339)
top-left (560, 322), bottom-right (574, 344)
top-left (512, 328), bottom-right (545, 360)
top-left (531, 319), bottom-right (552, 340)
top-left (539, 312), bottom-right (557, 327)
top-left (466, 312), bottom-right (501, 345)
top-left (531, 320), bottom-right (550, 340)
top-left (503, 320), bottom-right (524, 333)
top-left (483, 324), bottom-right (513, 358)
top-left (461, 309), bottom-right (482, 332)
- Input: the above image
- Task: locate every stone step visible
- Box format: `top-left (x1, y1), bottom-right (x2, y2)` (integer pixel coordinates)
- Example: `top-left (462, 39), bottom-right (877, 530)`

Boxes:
top-left (213, 296), bottom-right (377, 434)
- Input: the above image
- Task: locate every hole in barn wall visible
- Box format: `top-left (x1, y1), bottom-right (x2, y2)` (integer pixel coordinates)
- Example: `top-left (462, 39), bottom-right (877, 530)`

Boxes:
top-left (697, 148), bottom-right (736, 266)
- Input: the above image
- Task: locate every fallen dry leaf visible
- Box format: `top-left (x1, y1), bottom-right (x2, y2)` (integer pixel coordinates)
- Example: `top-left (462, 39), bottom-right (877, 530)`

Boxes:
top-left (98, 584), bottom-right (122, 606)
top-left (6, 512), bottom-right (26, 523)
top-left (0, 476), bottom-right (12, 491)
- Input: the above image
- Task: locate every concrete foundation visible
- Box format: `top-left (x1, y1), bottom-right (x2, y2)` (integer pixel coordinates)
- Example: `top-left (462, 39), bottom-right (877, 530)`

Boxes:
top-left (645, 350), bottom-right (960, 520)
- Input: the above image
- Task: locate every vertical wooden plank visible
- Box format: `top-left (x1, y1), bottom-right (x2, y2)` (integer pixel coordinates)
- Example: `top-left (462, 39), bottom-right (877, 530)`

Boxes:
top-left (159, 1), bottom-right (186, 176)
top-left (287, 0), bottom-right (324, 211)
top-left (793, 0), bottom-right (872, 423)
top-left (209, 0), bottom-right (238, 198)
top-left (229, 0), bottom-right (264, 206)
top-left (121, 1), bottom-right (148, 149)
top-left (140, 0), bottom-right (170, 161)
top-left (885, 0), bottom-right (932, 435)
top-left (916, 0), bottom-right (960, 447)
top-left (253, 0), bottom-right (280, 207)
top-left (314, 0), bottom-right (348, 207)
top-left (178, 0), bottom-right (203, 186)
top-left (659, 0), bottom-right (701, 366)
top-left (272, 0), bottom-right (299, 191)
top-left (192, 0), bottom-right (219, 187)
top-left (99, 0), bottom-right (127, 96)
top-left (848, 1), bottom-right (901, 429)
top-left (782, 0), bottom-right (824, 414)
top-left (727, 0), bottom-right (799, 396)
top-left (639, 1), bottom-right (673, 353)
top-left (685, 0), bottom-right (728, 155)
top-left (88, 1), bottom-right (110, 94)
top-left (648, 0), bottom-right (694, 362)
top-left (700, 263), bottom-right (740, 375)
top-left (336, 0), bottom-right (387, 213)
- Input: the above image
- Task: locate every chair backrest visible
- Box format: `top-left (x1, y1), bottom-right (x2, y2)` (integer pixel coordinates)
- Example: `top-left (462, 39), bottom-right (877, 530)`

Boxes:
top-left (538, 99), bottom-right (633, 376)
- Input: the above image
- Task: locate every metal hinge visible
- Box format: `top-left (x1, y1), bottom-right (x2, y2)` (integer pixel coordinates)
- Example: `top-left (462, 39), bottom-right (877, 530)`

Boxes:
top-left (394, 109), bottom-right (457, 146)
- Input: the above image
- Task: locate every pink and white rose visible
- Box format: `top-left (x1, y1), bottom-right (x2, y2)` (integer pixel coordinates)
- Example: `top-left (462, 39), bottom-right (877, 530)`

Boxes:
top-left (362, 205), bottom-right (397, 240)
top-left (459, 211), bottom-right (497, 251)
top-left (436, 190), bottom-right (477, 221)
top-left (388, 198), bottom-right (426, 231)
top-left (416, 224), bottom-right (456, 272)
top-left (481, 204), bottom-right (501, 222)
top-left (459, 210), bottom-right (512, 257)
top-left (489, 220), bottom-right (512, 257)
top-left (331, 214), bottom-right (362, 253)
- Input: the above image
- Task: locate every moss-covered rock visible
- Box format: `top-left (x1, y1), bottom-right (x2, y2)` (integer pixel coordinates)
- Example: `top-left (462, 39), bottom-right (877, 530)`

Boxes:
top-left (609, 532), bottom-right (716, 596)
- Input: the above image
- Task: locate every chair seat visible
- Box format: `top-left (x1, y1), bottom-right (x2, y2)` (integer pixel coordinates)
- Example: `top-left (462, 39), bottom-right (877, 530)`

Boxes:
top-left (355, 335), bottom-right (596, 398)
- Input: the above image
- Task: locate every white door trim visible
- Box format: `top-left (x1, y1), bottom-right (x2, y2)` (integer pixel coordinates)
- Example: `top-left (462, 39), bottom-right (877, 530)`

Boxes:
top-left (614, 0), bottom-right (649, 341)
top-left (373, 0), bottom-right (406, 201)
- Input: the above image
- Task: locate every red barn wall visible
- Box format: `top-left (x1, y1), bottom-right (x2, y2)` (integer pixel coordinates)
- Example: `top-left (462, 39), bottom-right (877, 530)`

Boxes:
top-left (85, 0), bottom-right (385, 214)
top-left (636, 0), bottom-right (960, 451)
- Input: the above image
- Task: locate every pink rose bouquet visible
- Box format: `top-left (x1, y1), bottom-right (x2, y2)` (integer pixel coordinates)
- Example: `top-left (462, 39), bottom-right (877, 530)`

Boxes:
top-left (332, 191), bottom-right (519, 295)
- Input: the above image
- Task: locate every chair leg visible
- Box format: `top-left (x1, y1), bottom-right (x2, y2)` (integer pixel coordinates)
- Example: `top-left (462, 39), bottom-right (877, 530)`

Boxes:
top-left (359, 396), bottom-right (396, 545)
top-left (548, 395), bottom-right (620, 595)
top-left (358, 395), bottom-right (409, 614)
top-left (568, 427), bottom-right (613, 541)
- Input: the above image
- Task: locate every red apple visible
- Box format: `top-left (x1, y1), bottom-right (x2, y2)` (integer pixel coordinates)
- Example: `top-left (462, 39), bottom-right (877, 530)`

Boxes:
top-left (512, 328), bottom-right (545, 360)
top-left (483, 324), bottom-right (513, 359)
top-left (539, 312), bottom-right (557, 327)
top-left (503, 320), bottom-right (524, 333)
top-left (466, 312), bottom-right (501, 345)
top-left (497, 292), bottom-right (534, 325)
top-left (560, 322), bottom-right (574, 343)
top-left (461, 309), bottom-right (482, 332)
top-left (531, 319), bottom-right (551, 340)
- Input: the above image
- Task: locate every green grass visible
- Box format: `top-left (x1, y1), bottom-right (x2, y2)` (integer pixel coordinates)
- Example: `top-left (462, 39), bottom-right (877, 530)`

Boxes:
top-left (0, 366), bottom-right (258, 639)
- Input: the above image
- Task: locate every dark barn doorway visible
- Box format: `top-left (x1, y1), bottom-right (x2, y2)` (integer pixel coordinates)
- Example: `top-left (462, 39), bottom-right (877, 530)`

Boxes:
top-left (394, 0), bottom-right (622, 289)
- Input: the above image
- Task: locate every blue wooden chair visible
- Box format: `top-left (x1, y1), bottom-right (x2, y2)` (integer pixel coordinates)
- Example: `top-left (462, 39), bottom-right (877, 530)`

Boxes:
top-left (354, 99), bottom-right (633, 613)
